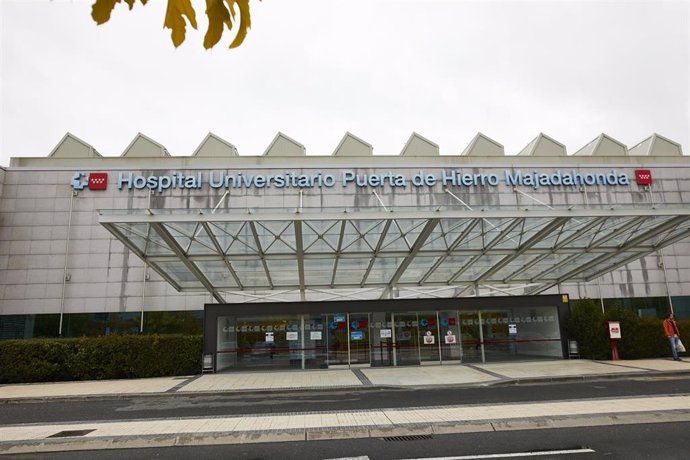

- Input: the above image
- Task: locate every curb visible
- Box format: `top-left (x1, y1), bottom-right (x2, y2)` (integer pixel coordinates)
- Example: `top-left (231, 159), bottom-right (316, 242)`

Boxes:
top-left (2, 411), bottom-right (690, 455)
top-left (3, 369), bottom-right (690, 404)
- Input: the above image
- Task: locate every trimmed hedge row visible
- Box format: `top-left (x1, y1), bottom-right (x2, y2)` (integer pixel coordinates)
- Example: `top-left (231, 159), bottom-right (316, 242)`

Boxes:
top-left (0, 334), bottom-right (202, 384)
top-left (566, 299), bottom-right (687, 360)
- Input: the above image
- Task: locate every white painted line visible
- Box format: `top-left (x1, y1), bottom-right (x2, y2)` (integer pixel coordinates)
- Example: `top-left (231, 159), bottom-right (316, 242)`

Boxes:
top-left (323, 457), bottom-right (370, 460)
top-left (399, 448), bottom-right (595, 459)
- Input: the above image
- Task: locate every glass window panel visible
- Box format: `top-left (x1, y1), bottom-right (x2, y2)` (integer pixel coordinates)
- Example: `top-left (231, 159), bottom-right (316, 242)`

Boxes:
top-left (165, 222), bottom-right (198, 237)
top-left (146, 232), bottom-right (175, 256)
top-left (367, 257), bottom-right (404, 284)
top-left (226, 235), bottom-right (259, 255)
top-left (231, 259), bottom-right (270, 287)
top-left (420, 226), bottom-right (449, 251)
top-left (334, 257), bottom-right (372, 284)
top-left (438, 219), bottom-right (472, 248)
top-left (580, 251), bottom-right (642, 279)
top-left (257, 221), bottom-right (297, 252)
top-left (194, 260), bottom-right (237, 288)
top-left (187, 239), bottom-right (218, 255)
top-left (379, 219), bottom-right (427, 251)
top-left (302, 220), bottom-right (340, 253)
top-left (304, 258), bottom-right (336, 285)
top-left (264, 259), bottom-right (299, 286)
top-left (423, 256), bottom-right (470, 283)
top-left (486, 254), bottom-right (542, 281)
top-left (209, 222), bottom-right (256, 253)
top-left (340, 220), bottom-right (385, 252)
top-left (303, 238), bottom-right (338, 253)
top-left (162, 224), bottom-right (193, 252)
top-left (153, 260), bottom-right (202, 289)
top-left (399, 256), bottom-right (441, 283)
top-left (453, 254), bottom-right (506, 282)
top-left (543, 252), bottom-right (602, 279)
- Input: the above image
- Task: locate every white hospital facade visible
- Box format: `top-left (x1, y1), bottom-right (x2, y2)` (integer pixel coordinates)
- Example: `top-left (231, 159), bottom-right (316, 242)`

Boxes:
top-left (1, 131), bottom-right (688, 369)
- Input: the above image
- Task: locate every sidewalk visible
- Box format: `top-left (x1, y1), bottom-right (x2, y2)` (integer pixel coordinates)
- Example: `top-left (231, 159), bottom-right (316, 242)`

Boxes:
top-left (2, 359), bottom-right (690, 455)
top-left (2, 358), bottom-right (690, 401)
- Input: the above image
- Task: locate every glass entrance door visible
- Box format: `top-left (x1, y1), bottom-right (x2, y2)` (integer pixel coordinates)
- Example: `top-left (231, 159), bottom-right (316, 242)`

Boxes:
top-left (459, 311), bottom-right (482, 363)
top-left (348, 313), bottom-right (371, 365)
top-left (439, 311), bottom-right (462, 363)
top-left (418, 312), bottom-right (441, 364)
top-left (394, 313), bottom-right (420, 365)
top-left (481, 310), bottom-right (512, 361)
top-left (326, 314), bottom-right (348, 365)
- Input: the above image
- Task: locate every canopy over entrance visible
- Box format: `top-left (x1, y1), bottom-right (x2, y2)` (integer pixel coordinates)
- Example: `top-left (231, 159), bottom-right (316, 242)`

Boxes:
top-left (99, 205), bottom-right (690, 303)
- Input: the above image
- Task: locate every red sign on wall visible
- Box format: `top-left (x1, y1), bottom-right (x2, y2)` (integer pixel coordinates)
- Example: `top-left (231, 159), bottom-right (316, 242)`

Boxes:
top-left (635, 169), bottom-right (652, 185)
top-left (88, 172), bottom-right (108, 190)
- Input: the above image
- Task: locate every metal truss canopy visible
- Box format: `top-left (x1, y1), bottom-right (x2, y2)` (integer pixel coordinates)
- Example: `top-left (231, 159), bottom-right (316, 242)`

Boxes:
top-left (99, 207), bottom-right (690, 302)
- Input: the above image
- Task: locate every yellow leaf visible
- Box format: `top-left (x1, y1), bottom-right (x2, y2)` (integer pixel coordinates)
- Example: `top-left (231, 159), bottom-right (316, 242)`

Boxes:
top-left (227, 0), bottom-right (251, 49)
top-left (92, 0), bottom-right (120, 24)
top-left (164, 0), bottom-right (199, 48)
top-left (92, 0), bottom-right (148, 25)
top-left (204, 0), bottom-right (232, 50)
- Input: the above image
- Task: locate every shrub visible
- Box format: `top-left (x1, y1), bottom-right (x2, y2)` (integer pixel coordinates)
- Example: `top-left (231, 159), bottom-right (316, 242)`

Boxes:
top-left (566, 298), bottom-right (609, 359)
top-left (0, 334), bottom-right (201, 384)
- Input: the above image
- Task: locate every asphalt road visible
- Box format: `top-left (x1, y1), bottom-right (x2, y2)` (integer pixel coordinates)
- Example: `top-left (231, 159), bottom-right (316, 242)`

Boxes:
top-left (2, 375), bottom-right (689, 425)
top-left (11, 422), bottom-right (690, 459)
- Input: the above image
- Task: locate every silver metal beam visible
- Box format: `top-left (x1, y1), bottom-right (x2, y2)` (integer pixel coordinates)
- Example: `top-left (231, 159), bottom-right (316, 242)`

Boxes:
top-left (150, 222), bottom-right (225, 303)
top-left (477, 217), bottom-right (569, 283)
top-left (381, 218), bottom-right (440, 298)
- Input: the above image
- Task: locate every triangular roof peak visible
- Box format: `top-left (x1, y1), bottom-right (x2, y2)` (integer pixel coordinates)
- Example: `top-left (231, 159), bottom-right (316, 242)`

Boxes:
top-left (192, 132), bottom-right (238, 157)
top-left (400, 132), bottom-right (439, 156)
top-left (628, 133), bottom-right (683, 156)
top-left (121, 133), bottom-right (170, 157)
top-left (48, 132), bottom-right (101, 158)
top-left (262, 132), bottom-right (306, 156)
top-left (332, 132), bottom-right (373, 156)
top-left (516, 133), bottom-right (566, 156)
top-left (573, 133), bottom-right (627, 156)
top-left (461, 132), bottom-right (504, 156)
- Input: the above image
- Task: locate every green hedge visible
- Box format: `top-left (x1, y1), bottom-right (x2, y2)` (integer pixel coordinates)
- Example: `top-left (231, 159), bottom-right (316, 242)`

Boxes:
top-left (0, 334), bottom-right (202, 384)
top-left (566, 299), bottom-right (688, 360)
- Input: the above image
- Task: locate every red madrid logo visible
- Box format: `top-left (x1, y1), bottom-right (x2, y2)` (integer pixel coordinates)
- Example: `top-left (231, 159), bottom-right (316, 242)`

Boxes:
top-left (88, 172), bottom-right (108, 190)
top-left (635, 169), bottom-right (652, 185)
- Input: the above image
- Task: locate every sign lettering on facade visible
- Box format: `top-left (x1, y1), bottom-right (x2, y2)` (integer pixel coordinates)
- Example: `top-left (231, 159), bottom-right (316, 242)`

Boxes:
top-left (71, 169), bottom-right (636, 193)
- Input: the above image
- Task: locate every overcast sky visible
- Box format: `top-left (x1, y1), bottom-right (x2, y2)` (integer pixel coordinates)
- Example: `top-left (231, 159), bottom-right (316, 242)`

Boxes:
top-left (0, 0), bottom-right (688, 165)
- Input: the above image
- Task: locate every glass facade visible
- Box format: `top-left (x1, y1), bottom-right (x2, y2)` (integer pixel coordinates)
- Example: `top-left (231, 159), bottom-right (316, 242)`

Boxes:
top-left (0, 311), bottom-right (203, 340)
top-left (212, 305), bottom-right (564, 371)
top-left (4, 296), bottom-right (688, 343)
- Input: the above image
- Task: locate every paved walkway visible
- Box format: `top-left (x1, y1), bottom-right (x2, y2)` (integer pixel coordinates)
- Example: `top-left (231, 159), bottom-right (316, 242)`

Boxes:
top-left (2, 359), bottom-right (690, 455)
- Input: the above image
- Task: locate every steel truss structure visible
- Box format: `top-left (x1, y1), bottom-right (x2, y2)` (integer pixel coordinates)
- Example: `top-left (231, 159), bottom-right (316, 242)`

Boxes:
top-left (99, 207), bottom-right (690, 303)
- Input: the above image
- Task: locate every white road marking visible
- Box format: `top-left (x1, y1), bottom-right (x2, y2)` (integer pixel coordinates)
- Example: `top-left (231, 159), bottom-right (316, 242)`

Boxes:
top-left (399, 448), bottom-right (595, 459)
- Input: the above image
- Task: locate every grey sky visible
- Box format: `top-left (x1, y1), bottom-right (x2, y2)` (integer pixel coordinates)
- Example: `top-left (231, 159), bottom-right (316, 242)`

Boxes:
top-left (1, 0), bottom-right (688, 165)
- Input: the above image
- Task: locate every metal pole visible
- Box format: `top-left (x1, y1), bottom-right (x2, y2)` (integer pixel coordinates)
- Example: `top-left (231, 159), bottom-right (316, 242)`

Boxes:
top-left (391, 313), bottom-right (397, 366)
top-left (58, 190), bottom-right (76, 336)
top-left (140, 266), bottom-right (147, 333)
top-left (478, 311), bottom-right (486, 363)
top-left (141, 190), bottom-right (152, 333)
top-left (597, 278), bottom-right (605, 314)
top-left (649, 184), bottom-right (673, 314)
top-left (659, 250), bottom-right (675, 315)
top-left (301, 315), bottom-right (306, 370)
top-left (346, 313), bottom-right (351, 368)
top-left (436, 311), bottom-right (442, 364)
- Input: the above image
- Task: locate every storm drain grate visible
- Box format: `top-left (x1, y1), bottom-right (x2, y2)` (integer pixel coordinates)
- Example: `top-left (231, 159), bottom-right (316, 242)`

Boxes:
top-left (47, 429), bottom-right (96, 438)
top-left (382, 434), bottom-right (433, 442)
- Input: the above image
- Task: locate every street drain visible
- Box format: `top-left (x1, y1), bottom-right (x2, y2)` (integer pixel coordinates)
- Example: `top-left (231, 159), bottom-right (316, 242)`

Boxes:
top-left (47, 429), bottom-right (96, 438)
top-left (382, 434), bottom-right (433, 442)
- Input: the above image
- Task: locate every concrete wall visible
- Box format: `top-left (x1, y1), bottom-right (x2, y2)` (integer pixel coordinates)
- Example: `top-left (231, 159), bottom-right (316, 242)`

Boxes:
top-left (1, 155), bottom-right (689, 315)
